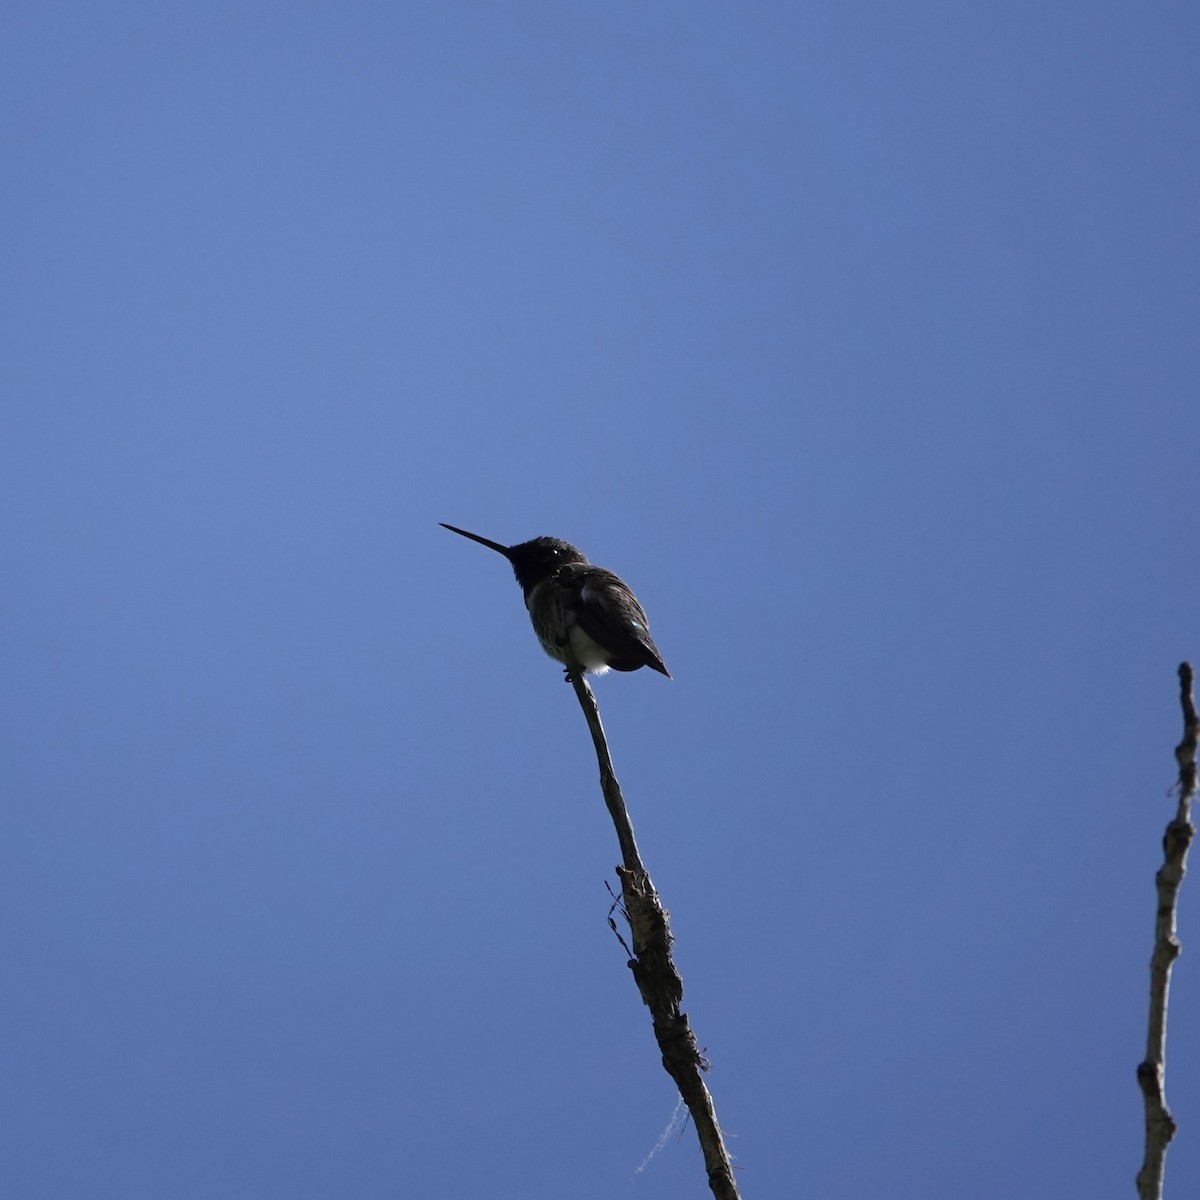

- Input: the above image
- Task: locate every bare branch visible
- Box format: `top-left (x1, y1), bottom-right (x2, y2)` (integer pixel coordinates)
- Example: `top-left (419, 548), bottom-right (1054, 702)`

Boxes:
top-left (565, 662), bottom-right (741, 1200)
top-left (1136, 662), bottom-right (1198, 1199)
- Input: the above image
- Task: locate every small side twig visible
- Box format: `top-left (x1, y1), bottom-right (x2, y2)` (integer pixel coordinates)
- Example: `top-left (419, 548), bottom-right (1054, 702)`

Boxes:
top-left (565, 661), bottom-right (740, 1200)
top-left (1136, 662), bottom-right (1198, 1200)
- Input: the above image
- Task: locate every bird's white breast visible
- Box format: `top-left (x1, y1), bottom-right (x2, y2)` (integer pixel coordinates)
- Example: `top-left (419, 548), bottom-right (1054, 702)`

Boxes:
top-left (566, 624), bottom-right (612, 675)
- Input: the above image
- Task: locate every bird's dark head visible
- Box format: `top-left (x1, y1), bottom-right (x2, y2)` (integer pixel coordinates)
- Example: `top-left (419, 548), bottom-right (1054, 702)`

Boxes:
top-left (506, 537), bottom-right (588, 595)
top-left (440, 525), bottom-right (588, 597)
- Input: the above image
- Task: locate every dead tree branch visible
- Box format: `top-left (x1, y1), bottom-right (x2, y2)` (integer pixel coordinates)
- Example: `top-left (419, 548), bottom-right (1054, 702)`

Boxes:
top-left (1136, 662), bottom-right (1198, 1199)
top-left (565, 661), bottom-right (740, 1200)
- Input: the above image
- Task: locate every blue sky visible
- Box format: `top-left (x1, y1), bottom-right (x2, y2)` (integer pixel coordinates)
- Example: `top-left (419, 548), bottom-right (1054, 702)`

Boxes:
top-left (3, 2), bottom-right (1198, 1197)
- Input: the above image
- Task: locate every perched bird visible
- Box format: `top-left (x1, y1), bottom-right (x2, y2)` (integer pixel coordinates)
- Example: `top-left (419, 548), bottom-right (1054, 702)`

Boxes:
top-left (440, 524), bottom-right (670, 679)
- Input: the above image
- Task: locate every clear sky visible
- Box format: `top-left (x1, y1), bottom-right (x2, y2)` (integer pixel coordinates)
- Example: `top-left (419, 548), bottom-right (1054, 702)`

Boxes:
top-left (3, 3), bottom-right (1198, 1197)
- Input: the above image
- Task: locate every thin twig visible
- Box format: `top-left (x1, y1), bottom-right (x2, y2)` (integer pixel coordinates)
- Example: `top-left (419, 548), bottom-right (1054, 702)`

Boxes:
top-left (1136, 663), bottom-right (1198, 1199)
top-left (565, 661), bottom-right (741, 1200)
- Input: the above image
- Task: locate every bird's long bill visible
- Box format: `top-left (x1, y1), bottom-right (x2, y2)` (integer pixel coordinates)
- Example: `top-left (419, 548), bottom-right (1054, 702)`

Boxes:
top-left (439, 523), bottom-right (512, 558)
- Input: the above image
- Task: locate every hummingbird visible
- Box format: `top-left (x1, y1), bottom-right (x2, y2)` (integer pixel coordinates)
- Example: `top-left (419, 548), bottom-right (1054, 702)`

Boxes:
top-left (440, 524), bottom-right (671, 679)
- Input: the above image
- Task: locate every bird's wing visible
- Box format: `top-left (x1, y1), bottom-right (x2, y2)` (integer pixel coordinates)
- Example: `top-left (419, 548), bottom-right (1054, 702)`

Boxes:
top-left (561, 565), bottom-right (670, 675)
